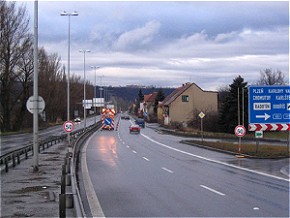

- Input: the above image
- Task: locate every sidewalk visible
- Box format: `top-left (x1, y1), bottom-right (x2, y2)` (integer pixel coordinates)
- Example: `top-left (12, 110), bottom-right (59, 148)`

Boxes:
top-left (0, 141), bottom-right (75, 217)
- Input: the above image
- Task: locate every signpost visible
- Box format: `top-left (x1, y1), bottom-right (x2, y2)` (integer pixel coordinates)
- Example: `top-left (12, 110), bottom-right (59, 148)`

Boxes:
top-left (234, 125), bottom-right (246, 155)
top-left (199, 112), bottom-right (205, 142)
top-left (248, 85), bottom-right (290, 152)
top-left (248, 85), bottom-right (290, 125)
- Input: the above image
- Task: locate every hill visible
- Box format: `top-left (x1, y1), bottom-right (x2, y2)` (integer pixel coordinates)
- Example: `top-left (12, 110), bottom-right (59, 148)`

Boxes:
top-left (96, 85), bottom-right (175, 102)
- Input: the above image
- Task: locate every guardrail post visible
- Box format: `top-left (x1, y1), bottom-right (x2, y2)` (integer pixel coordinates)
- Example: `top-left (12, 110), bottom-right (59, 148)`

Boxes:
top-left (17, 152), bottom-right (20, 164)
top-left (12, 154), bottom-right (15, 167)
top-left (5, 157), bottom-right (8, 172)
top-left (59, 194), bottom-right (66, 218)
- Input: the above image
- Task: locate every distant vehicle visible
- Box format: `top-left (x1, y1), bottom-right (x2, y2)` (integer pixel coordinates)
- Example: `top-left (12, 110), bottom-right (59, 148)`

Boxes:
top-left (121, 115), bottom-right (130, 120)
top-left (129, 124), bottom-right (141, 134)
top-left (101, 108), bottom-right (115, 130)
top-left (135, 118), bottom-right (145, 128)
top-left (74, 117), bottom-right (81, 123)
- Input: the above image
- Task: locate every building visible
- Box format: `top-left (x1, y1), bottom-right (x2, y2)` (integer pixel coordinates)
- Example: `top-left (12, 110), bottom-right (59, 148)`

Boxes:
top-left (143, 92), bottom-right (158, 121)
top-left (159, 82), bottom-right (218, 126)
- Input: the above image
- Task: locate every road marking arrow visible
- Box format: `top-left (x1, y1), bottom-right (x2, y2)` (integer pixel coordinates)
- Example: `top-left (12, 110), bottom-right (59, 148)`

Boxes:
top-left (256, 113), bottom-right (270, 120)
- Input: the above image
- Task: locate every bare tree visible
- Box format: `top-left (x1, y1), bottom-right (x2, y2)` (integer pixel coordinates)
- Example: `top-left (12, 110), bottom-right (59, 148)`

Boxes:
top-left (12, 34), bottom-right (34, 130)
top-left (38, 48), bottom-right (66, 122)
top-left (256, 69), bottom-right (287, 85)
top-left (0, 1), bottom-right (30, 131)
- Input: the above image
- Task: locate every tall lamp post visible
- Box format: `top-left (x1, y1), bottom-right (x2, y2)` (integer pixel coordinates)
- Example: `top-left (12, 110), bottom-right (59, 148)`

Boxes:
top-left (79, 49), bottom-right (90, 130)
top-left (91, 66), bottom-right (100, 123)
top-left (60, 10), bottom-right (78, 146)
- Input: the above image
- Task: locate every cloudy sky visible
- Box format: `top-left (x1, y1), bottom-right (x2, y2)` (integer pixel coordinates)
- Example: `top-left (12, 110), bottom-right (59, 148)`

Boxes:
top-left (22, 0), bottom-right (289, 91)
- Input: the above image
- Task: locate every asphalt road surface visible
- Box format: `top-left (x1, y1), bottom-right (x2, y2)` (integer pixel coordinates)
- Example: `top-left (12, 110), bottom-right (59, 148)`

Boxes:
top-left (1, 116), bottom-right (99, 155)
top-left (79, 117), bottom-right (290, 217)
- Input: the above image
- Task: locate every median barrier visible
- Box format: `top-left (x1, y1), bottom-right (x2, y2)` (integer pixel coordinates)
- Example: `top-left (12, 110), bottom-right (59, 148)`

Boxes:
top-left (58, 121), bottom-right (102, 217)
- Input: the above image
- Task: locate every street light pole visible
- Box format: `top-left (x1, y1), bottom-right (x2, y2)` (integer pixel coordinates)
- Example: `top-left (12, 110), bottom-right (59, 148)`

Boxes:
top-left (79, 49), bottom-right (90, 130)
top-left (60, 10), bottom-right (78, 147)
top-left (91, 66), bottom-right (100, 123)
top-left (33, 0), bottom-right (39, 172)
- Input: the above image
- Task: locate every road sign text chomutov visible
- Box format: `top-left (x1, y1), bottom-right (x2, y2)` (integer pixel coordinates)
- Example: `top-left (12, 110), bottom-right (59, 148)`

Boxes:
top-left (248, 86), bottom-right (290, 124)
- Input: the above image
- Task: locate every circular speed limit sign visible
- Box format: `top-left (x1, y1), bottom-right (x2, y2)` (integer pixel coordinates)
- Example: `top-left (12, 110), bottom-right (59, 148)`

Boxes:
top-left (63, 121), bottom-right (74, 133)
top-left (234, 125), bottom-right (246, 137)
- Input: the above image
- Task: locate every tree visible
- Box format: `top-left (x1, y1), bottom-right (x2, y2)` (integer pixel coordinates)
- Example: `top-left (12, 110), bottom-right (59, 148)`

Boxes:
top-left (0, 1), bottom-right (31, 131)
top-left (138, 88), bottom-right (144, 102)
top-left (219, 75), bottom-right (248, 133)
top-left (154, 88), bottom-right (165, 114)
top-left (256, 69), bottom-right (287, 85)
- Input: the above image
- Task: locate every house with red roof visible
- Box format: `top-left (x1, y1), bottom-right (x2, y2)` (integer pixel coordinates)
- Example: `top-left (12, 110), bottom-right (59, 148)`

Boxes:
top-left (143, 92), bottom-right (158, 121)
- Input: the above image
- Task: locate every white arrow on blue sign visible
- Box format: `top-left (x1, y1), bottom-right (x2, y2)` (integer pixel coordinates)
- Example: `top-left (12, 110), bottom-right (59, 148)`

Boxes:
top-left (104, 118), bottom-right (112, 125)
top-left (248, 85), bottom-right (290, 124)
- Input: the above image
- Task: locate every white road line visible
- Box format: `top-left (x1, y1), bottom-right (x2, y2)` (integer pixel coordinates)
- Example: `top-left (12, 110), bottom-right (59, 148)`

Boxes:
top-left (162, 167), bottom-right (174, 174)
top-left (142, 157), bottom-right (150, 161)
top-left (141, 133), bottom-right (289, 182)
top-left (82, 134), bottom-right (105, 217)
top-left (200, 185), bottom-right (225, 196)
top-left (132, 150), bottom-right (137, 154)
top-left (126, 145), bottom-right (130, 148)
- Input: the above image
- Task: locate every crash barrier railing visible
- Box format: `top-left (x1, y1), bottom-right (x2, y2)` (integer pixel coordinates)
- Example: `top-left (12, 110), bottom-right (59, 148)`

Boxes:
top-left (59, 121), bottom-right (102, 218)
top-left (0, 125), bottom-right (91, 173)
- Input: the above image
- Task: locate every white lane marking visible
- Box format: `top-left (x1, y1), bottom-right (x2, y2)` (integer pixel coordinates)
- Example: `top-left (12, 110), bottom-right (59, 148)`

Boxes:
top-left (162, 167), bottom-right (174, 174)
top-left (142, 157), bottom-right (150, 161)
top-left (82, 134), bottom-right (105, 217)
top-left (132, 150), bottom-right (137, 154)
top-left (141, 133), bottom-right (289, 182)
top-left (253, 207), bottom-right (260, 210)
top-left (126, 145), bottom-right (130, 148)
top-left (200, 185), bottom-right (225, 196)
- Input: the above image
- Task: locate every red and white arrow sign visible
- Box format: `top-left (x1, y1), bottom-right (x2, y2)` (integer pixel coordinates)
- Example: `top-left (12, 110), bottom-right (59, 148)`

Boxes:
top-left (249, 124), bottom-right (290, 131)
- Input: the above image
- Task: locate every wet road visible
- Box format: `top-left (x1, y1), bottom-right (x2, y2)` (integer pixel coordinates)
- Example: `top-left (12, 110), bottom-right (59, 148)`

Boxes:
top-left (80, 118), bottom-right (289, 217)
top-left (0, 116), bottom-right (99, 155)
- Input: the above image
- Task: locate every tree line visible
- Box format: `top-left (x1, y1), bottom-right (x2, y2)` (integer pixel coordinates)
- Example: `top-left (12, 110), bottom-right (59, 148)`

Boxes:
top-left (0, 1), bottom-right (94, 132)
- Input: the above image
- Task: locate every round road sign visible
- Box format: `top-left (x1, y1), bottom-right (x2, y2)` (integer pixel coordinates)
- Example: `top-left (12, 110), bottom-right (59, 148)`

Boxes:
top-left (234, 125), bottom-right (246, 137)
top-left (26, 96), bottom-right (45, 114)
top-left (63, 121), bottom-right (74, 133)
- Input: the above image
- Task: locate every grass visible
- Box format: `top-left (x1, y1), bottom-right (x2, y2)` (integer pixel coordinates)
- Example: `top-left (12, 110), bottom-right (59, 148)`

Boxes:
top-left (183, 140), bottom-right (290, 158)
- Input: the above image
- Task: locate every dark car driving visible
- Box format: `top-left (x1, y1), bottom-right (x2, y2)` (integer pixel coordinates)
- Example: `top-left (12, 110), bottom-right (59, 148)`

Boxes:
top-left (135, 118), bottom-right (145, 128)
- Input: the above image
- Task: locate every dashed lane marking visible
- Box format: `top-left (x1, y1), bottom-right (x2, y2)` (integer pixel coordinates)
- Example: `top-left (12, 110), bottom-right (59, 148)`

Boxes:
top-left (142, 157), bottom-right (150, 161)
top-left (162, 167), bottom-right (174, 174)
top-left (200, 185), bottom-right (225, 196)
top-left (141, 133), bottom-right (289, 182)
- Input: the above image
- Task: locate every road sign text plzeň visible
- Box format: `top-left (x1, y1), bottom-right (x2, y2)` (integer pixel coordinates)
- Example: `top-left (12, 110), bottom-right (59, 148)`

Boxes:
top-left (248, 86), bottom-right (290, 124)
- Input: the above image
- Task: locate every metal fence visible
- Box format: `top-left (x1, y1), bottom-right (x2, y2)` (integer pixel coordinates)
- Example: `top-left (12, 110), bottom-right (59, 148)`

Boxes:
top-left (0, 126), bottom-right (88, 173)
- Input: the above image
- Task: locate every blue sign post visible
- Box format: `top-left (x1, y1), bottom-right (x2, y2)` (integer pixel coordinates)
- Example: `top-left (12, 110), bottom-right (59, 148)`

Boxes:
top-left (248, 85), bottom-right (290, 124)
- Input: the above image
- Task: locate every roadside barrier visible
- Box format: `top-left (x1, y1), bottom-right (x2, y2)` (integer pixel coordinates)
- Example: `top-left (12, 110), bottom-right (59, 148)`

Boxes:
top-left (59, 121), bottom-right (102, 217)
top-left (0, 126), bottom-right (88, 173)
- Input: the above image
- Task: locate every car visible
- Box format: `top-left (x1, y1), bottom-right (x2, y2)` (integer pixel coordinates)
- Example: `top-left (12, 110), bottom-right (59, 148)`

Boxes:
top-left (135, 118), bottom-right (145, 128)
top-left (74, 117), bottom-right (81, 123)
top-left (129, 124), bottom-right (141, 134)
top-left (121, 115), bottom-right (130, 120)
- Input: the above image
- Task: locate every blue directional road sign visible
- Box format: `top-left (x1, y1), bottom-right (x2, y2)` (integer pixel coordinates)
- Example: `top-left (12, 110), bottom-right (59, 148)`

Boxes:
top-left (104, 118), bottom-right (112, 125)
top-left (248, 85), bottom-right (290, 124)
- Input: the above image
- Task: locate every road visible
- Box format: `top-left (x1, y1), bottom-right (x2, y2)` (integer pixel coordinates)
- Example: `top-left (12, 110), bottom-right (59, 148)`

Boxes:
top-left (79, 116), bottom-right (290, 217)
top-left (0, 116), bottom-right (99, 155)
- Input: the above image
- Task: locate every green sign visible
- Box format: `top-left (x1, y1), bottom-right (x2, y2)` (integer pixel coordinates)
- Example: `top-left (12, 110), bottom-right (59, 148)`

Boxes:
top-left (255, 131), bottom-right (263, 138)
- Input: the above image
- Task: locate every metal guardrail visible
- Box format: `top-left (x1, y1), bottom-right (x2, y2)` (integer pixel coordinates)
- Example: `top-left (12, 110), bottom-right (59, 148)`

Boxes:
top-left (0, 126), bottom-right (89, 173)
top-left (60, 121), bottom-right (102, 217)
